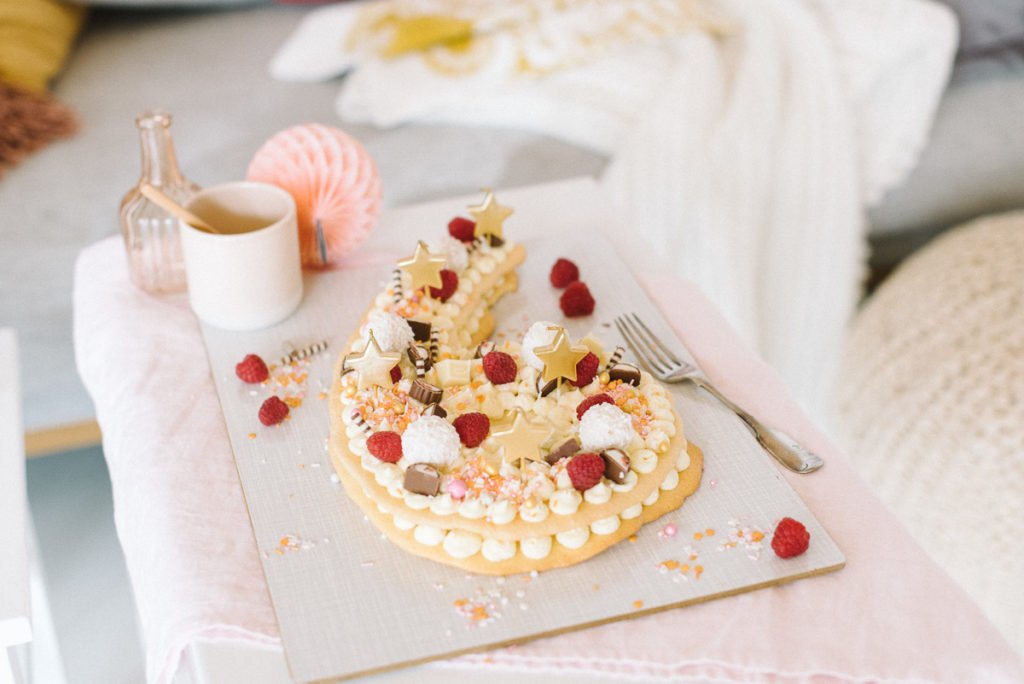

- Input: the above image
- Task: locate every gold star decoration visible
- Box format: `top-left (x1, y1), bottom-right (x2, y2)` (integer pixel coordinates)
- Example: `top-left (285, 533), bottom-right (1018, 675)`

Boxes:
top-left (397, 240), bottom-right (446, 293)
top-left (345, 331), bottom-right (402, 391)
top-left (490, 409), bottom-right (551, 470)
top-left (467, 189), bottom-right (513, 242)
top-left (533, 326), bottom-right (589, 385)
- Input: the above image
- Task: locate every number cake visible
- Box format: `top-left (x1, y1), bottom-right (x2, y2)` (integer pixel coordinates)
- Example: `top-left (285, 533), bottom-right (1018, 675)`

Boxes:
top-left (329, 191), bottom-right (702, 574)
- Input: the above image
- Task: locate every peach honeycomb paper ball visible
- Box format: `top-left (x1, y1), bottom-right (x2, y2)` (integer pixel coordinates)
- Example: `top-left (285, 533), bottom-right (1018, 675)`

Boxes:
top-left (247, 123), bottom-right (381, 268)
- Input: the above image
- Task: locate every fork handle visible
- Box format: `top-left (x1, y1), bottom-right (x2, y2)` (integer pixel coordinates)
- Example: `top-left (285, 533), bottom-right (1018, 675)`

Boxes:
top-left (690, 379), bottom-right (824, 474)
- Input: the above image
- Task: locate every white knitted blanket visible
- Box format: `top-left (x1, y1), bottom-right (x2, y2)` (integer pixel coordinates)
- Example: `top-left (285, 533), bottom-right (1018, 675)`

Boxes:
top-left (270, 0), bottom-right (957, 421)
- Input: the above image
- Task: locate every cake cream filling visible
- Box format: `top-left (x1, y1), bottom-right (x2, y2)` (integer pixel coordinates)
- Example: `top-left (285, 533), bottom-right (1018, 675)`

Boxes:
top-left (342, 372), bottom-right (678, 524)
top-left (367, 444), bottom-right (692, 562)
top-left (337, 236), bottom-right (689, 563)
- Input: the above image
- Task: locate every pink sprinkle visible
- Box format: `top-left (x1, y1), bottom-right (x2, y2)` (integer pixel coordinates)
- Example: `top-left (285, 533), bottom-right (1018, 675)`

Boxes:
top-left (448, 478), bottom-right (468, 500)
top-left (659, 523), bottom-right (677, 538)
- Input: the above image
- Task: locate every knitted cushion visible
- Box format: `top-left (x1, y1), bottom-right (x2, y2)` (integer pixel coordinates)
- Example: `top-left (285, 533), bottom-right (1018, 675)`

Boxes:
top-left (836, 211), bottom-right (1024, 656)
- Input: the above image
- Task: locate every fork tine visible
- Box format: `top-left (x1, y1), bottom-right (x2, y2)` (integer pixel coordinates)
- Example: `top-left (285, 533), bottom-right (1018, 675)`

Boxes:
top-left (621, 313), bottom-right (674, 369)
top-left (614, 316), bottom-right (662, 375)
top-left (629, 313), bottom-right (683, 365)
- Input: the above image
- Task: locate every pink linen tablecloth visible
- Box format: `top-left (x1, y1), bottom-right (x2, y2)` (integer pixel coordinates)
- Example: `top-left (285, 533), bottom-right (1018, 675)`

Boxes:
top-left (74, 233), bottom-right (1024, 684)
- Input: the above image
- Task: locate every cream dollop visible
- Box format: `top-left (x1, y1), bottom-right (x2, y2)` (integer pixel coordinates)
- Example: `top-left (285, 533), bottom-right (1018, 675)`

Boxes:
top-left (481, 538), bottom-right (516, 562)
top-left (583, 481), bottom-right (612, 504)
top-left (519, 500), bottom-right (549, 523)
top-left (458, 498), bottom-right (488, 519)
top-left (520, 536), bottom-right (553, 559)
top-left (488, 500), bottom-right (517, 525)
top-left (549, 489), bottom-right (582, 515)
top-left (591, 515), bottom-right (621, 535)
top-left (579, 404), bottom-right (636, 451)
top-left (660, 468), bottom-right (680, 491)
top-left (413, 525), bottom-right (444, 546)
top-left (521, 321), bottom-right (559, 371)
top-left (361, 311), bottom-right (414, 353)
top-left (443, 530), bottom-right (482, 559)
top-left (555, 527), bottom-right (590, 549)
top-left (428, 494), bottom-right (458, 515)
top-left (609, 471), bottom-right (638, 493)
top-left (676, 449), bottom-right (691, 471)
top-left (631, 448), bottom-right (658, 474)
top-left (392, 515), bottom-right (415, 531)
top-left (620, 503), bottom-right (643, 519)
top-left (401, 415), bottom-right (461, 468)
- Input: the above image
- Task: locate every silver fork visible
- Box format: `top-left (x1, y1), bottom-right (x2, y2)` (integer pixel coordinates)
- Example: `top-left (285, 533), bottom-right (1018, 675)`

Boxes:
top-left (614, 313), bottom-right (824, 474)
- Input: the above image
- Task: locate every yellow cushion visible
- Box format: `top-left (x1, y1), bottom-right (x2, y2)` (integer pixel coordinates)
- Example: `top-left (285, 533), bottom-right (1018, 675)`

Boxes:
top-left (0, 0), bottom-right (86, 93)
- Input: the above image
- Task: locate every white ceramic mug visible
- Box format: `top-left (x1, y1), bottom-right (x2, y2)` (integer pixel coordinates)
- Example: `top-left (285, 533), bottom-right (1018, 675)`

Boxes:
top-left (179, 182), bottom-right (303, 330)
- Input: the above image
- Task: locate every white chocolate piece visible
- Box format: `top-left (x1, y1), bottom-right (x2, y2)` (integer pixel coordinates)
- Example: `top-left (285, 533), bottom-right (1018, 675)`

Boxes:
top-left (434, 358), bottom-right (472, 387)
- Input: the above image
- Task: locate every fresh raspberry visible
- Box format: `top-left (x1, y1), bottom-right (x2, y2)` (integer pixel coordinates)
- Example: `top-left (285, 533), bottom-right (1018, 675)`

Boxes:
top-left (367, 431), bottom-right (403, 463)
top-left (576, 393), bottom-right (614, 420)
top-left (429, 269), bottom-right (459, 302)
top-left (258, 396), bottom-right (289, 426)
top-left (482, 351), bottom-right (517, 385)
top-left (559, 281), bottom-right (595, 317)
top-left (452, 412), bottom-right (490, 448)
top-left (390, 365), bottom-right (402, 383)
top-left (567, 452), bottom-right (605, 491)
top-left (771, 517), bottom-right (810, 558)
top-left (549, 258), bottom-right (580, 288)
top-left (448, 216), bottom-right (476, 243)
top-left (235, 354), bottom-right (269, 384)
top-left (572, 352), bottom-right (600, 387)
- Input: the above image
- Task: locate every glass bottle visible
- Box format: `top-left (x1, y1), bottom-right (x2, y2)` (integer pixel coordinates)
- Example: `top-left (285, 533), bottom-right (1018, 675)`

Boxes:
top-left (119, 110), bottom-right (199, 293)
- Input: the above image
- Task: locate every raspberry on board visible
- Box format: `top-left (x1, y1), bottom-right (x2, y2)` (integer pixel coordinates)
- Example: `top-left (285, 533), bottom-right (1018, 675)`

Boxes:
top-left (560, 281), bottom-right (596, 317)
top-left (549, 257), bottom-right (580, 289)
top-left (771, 517), bottom-right (810, 558)
top-left (258, 396), bottom-right (289, 426)
top-left (235, 354), bottom-right (269, 384)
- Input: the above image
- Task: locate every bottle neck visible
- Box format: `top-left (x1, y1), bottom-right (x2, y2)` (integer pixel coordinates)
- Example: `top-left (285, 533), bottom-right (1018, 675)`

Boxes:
top-left (137, 114), bottom-right (184, 187)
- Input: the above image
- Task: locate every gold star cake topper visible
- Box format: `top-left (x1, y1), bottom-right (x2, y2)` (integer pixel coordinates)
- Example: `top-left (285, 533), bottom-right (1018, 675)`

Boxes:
top-left (467, 189), bottom-right (513, 243)
top-left (491, 409), bottom-right (551, 470)
top-left (397, 240), bottom-right (446, 293)
top-left (345, 331), bottom-right (401, 390)
top-left (534, 326), bottom-right (589, 385)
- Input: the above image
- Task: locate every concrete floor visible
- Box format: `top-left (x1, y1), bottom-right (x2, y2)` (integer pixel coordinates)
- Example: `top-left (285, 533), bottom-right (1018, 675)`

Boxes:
top-left (26, 446), bottom-right (146, 683)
